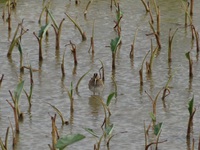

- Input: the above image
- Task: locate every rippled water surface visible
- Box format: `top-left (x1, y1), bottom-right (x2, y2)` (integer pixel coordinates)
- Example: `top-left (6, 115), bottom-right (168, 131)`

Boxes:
top-left (1, 0), bottom-right (200, 149)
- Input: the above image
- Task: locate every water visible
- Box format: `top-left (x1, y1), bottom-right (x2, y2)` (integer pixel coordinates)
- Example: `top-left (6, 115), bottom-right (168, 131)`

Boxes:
top-left (0, 0), bottom-right (200, 149)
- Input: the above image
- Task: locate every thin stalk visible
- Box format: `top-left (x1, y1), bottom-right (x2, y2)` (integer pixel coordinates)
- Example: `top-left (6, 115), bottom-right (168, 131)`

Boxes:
top-left (156, 6), bottom-right (160, 35)
top-left (88, 20), bottom-right (95, 53)
top-left (0, 74), bottom-right (4, 87)
top-left (75, 69), bottom-right (91, 94)
top-left (6, 99), bottom-right (19, 133)
top-left (191, 25), bottom-right (200, 53)
top-left (149, 21), bottom-right (161, 49)
top-left (65, 12), bottom-right (86, 41)
top-left (185, 52), bottom-right (193, 78)
top-left (190, 0), bottom-right (194, 16)
top-left (52, 18), bottom-right (65, 50)
top-left (130, 28), bottom-right (138, 58)
top-left (84, 0), bottom-right (93, 16)
top-left (140, 0), bottom-right (150, 12)
top-left (148, 2), bottom-right (154, 24)
top-left (168, 28), bottom-right (178, 62)
top-left (139, 50), bottom-right (150, 86)
top-left (61, 50), bottom-right (65, 77)
top-left (186, 108), bottom-right (196, 139)
top-left (51, 114), bottom-right (57, 150)
top-left (7, 0), bottom-right (11, 31)
top-left (33, 32), bottom-right (43, 61)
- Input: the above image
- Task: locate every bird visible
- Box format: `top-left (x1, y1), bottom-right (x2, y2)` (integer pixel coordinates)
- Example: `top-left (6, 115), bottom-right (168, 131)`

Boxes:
top-left (88, 73), bottom-right (104, 95)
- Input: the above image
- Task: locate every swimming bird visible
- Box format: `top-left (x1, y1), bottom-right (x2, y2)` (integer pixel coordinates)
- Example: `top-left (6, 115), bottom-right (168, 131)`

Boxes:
top-left (88, 73), bottom-right (104, 95)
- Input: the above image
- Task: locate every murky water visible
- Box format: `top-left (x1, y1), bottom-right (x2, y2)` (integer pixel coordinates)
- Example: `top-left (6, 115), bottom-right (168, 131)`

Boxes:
top-left (1, 0), bottom-right (200, 149)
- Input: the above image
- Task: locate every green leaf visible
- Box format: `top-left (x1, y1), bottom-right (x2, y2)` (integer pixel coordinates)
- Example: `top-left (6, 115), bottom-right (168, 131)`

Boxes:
top-left (14, 80), bottom-right (25, 102)
top-left (55, 134), bottom-right (85, 149)
top-left (110, 37), bottom-right (121, 53)
top-left (106, 92), bottom-right (115, 106)
top-left (38, 23), bottom-right (50, 38)
top-left (84, 128), bottom-right (99, 138)
top-left (154, 122), bottom-right (162, 136)
top-left (149, 112), bottom-right (156, 121)
top-left (188, 95), bottom-right (194, 116)
top-left (105, 124), bottom-right (114, 136)
top-left (185, 52), bottom-right (190, 60)
top-left (17, 42), bottom-right (22, 56)
top-left (47, 103), bottom-right (66, 125)
top-left (46, 8), bottom-right (58, 29)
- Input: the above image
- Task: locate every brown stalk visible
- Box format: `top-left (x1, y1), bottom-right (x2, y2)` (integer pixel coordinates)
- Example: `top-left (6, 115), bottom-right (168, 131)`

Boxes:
top-left (185, 2), bottom-right (189, 27)
top-left (156, 6), bottom-right (160, 35)
top-left (130, 28), bottom-right (138, 59)
top-left (6, 99), bottom-right (19, 133)
top-left (140, 0), bottom-right (150, 12)
top-left (112, 52), bottom-right (116, 70)
top-left (191, 25), bottom-right (200, 53)
top-left (139, 50), bottom-right (150, 86)
top-left (186, 108), bottom-right (196, 139)
top-left (68, 41), bottom-right (78, 66)
top-left (145, 140), bottom-right (167, 150)
top-left (190, 0), bottom-right (194, 16)
top-left (51, 18), bottom-right (65, 50)
top-left (7, 0), bottom-right (12, 31)
top-left (0, 74), bottom-right (4, 87)
top-left (149, 21), bottom-right (161, 49)
top-left (84, 0), bottom-right (92, 16)
top-left (148, 2), bottom-right (154, 24)
top-left (51, 114), bottom-right (58, 150)
top-left (61, 50), bottom-right (65, 77)
top-left (145, 88), bottom-right (163, 125)
top-left (33, 32), bottom-right (43, 61)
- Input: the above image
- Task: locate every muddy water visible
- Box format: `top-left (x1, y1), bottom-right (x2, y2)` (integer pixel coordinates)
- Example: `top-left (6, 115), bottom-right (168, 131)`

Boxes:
top-left (1, 0), bottom-right (200, 149)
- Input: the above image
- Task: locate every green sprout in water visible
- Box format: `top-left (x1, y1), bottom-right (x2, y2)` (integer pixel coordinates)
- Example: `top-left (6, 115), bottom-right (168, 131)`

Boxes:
top-left (33, 23), bottom-right (50, 61)
top-left (46, 8), bottom-right (65, 50)
top-left (186, 95), bottom-right (196, 139)
top-left (110, 36), bottom-right (121, 70)
top-left (56, 133), bottom-right (85, 150)
top-left (6, 80), bottom-right (25, 133)
top-left (185, 51), bottom-right (193, 78)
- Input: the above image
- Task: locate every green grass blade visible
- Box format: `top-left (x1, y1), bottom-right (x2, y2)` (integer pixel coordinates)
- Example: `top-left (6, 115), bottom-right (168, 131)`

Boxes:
top-left (75, 68), bottom-right (91, 93)
top-left (84, 128), bottom-right (99, 138)
top-left (106, 92), bottom-right (115, 106)
top-left (154, 122), bottom-right (162, 136)
top-left (55, 134), bottom-right (85, 149)
top-left (188, 95), bottom-right (194, 116)
top-left (38, 23), bottom-right (50, 38)
top-left (105, 124), bottom-right (114, 136)
top-left (14, 80), bottom-right (25, 103)
top-left (47, 102), bottom-right (66, 125)
top-left (46, 8), bottom-right (58, 29)
top-left (110, 36), bottom-right (121, 52)
top-left (185, 51), bottom-right (190, 60)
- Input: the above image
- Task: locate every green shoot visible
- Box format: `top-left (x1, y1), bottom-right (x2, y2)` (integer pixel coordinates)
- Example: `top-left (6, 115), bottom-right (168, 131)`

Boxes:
top-left (65, 12), bottom-right (87, 41)
top-left (110, 36), bottom-right (121, 69)
top-left (33, 23), bottom-right (50, 61)
top-left (24, 65), bottom-right (34, 108)
top-left (168, 28), bottom-right (178, 62)
top-left (187, 96), bottom-right (196, 139)
top-left (55, 134), bottom-right (85, 149)
top-left (185, 52), bottom-right (193, 78)
top-left (47, 103), bottom-right (68, 125)
top-left (139, 50), bottom-right (150, 86)
top-left (75, 69), bottom-right (91, 94)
